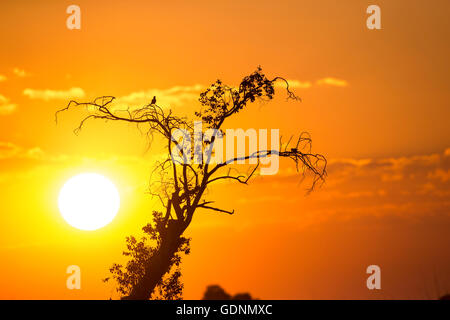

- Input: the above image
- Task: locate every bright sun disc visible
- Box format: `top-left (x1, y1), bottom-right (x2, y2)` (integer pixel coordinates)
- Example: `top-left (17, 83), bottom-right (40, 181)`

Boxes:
top-left (58, 173), bottom-right (120, 231)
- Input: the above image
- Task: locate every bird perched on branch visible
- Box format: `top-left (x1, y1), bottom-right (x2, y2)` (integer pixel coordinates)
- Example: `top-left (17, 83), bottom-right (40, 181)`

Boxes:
top-left (151, 96), bottom-right (157, 105)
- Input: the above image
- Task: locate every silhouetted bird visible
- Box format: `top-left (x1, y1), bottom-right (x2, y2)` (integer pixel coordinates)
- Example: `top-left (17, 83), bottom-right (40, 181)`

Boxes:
top-left (151, 96), bottom-right (157, 105)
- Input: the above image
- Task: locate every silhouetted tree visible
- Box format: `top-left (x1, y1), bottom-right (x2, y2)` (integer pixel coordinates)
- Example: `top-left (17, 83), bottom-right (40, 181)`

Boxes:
top-left (57, 67), bottom-right (326, 299)
top-left (202, 285), bottom-right (232, 300)
top-left (202, 285), bottom-right (254, 300)
top-left (232, 293), bottom-right (253, 300)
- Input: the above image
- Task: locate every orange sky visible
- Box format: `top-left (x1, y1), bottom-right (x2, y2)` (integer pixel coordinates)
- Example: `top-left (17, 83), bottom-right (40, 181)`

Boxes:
top-left (0, 0), bottom-right (449, 299)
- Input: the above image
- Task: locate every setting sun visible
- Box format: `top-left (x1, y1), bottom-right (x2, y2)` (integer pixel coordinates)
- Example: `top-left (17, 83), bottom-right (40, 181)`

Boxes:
top-left (58, 173), bottom-right (120, 231)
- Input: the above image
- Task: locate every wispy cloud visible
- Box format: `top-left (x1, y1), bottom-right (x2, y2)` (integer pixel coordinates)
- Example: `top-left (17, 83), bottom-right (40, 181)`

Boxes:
top-left (276, 77), bottom-right (349, 90)
top-left (0, 94), bottom-right (16, 115)
top-left (23, 87), bottom-right (85, 101)
top-left (116, 77), bottom-right (349, 110)
top-left (316, 77), bottom-right (348, 87)
top-left (115, 84), bottom-right (204, 109)
top-left (0, 142), bottom-right (21, 159)
top-left (276, 79), bottom-right (312, 89)
top-left (228, 147), bottom-right (450, 228)
top-left (13, 68), bottom-right (31, 78)
top-left (0, 142), bottom-right (45, 161)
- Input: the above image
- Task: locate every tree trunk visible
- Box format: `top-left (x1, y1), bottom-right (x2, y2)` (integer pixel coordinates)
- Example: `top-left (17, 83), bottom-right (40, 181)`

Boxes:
top-left (123, 221), bottom-right (185, 300)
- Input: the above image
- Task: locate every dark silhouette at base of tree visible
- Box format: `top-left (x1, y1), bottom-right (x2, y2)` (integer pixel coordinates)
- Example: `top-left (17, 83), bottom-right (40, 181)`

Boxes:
top-left (202, 285), bottom-right (254, 300)
top-left (57, 67), bottom-right (327, 300)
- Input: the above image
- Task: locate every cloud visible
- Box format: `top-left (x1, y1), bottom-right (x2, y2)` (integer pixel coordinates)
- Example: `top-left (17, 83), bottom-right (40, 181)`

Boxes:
top-left (0, 142), bottom-right (21, 159)
top-left (321, 150), bottom-right (450, 195)
top-left (316, 77), bottom-right (348, 87)
top-left (114, 77), bottom-right (349, 110)
top-left (275, 77), bottom-right (349, 90)
top-left (0, 140), bottom-right (155, 174)
top-left (13, 68), bottom-right (31, 77)
top-left (0, 142), bottom-right (46, 161)
top-left (275, 79), bottom-right (312, 89)
top-left (0, 75), bottom-right (7, 82)
top-left (226, 148), bottom-right (450, 228)
top-left (23, 87), bottom-right (85, 101)
top-left (114, 84), bottom-right (204, 110)
top-left (0, 94), bottom-right (16, 115)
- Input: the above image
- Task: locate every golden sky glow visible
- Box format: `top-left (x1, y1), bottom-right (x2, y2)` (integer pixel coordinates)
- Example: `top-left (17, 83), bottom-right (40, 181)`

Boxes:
top-left (0, 0), bottom-right (449, 299)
